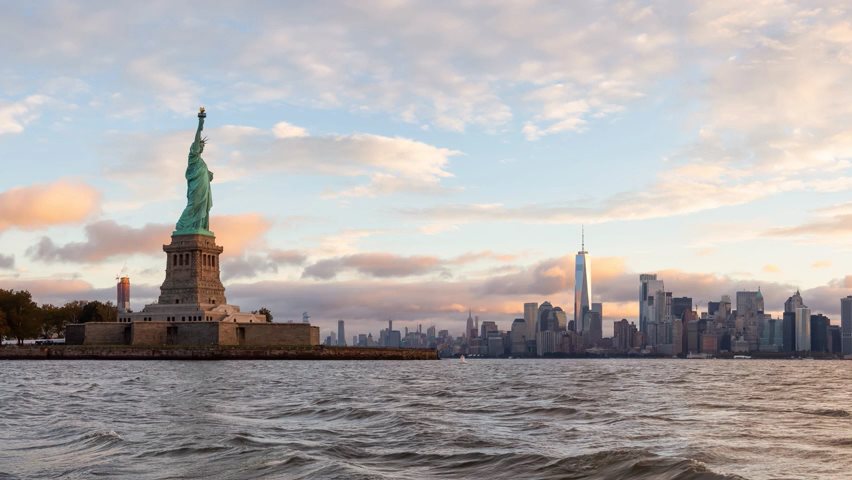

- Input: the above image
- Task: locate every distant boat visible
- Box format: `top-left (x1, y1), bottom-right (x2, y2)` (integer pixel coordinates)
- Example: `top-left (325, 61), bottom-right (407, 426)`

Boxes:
top-left (733, 355), bottom-right (752, 359)
top-left (459, 355), bottom-right (466, 364)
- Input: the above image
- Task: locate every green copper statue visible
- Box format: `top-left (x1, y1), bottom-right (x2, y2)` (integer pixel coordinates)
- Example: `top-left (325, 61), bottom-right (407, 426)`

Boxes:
top-left (174, 107), bottom-right (214, 236)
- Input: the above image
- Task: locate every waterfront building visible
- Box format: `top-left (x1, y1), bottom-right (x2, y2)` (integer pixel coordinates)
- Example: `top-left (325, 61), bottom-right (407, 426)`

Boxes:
top-left (736, 289), bottom-right (764, 351)
top-left (480, 320), bottom-right (498, 339)
top-left (758, 318), bottom-right (783, 352)
top-left (510, 318), bottom-right (527, 355)
top-left (795, 307), bottom-right (811, 352)
top-left (116, 276), bottom-right (130, 313)
top-left (586, 309), bottom-right (603, 347)
top-left (810, 314), bottom-right (831, 353)
top-left (842, 296), bottom-right (852, 356)
top-left (486, 335), bottom-right (504, 357)
top-left (574, 230), bottom-right (592, 334)
top-left (701, 333), bottom-right (719, 355)
top-left (524, 302), bottom-right (538, 344)
top-left (671, 297), bottom-right (692, 321)
top-left (536, 330), bottom-right (563, 356)
top-left (639, 274), bottom-right (665, 338)
top-left (338, 320), bottom-right (346, 346)
top-left (782, 311), bottom-right (796, 353)
top-left (538, 302), bottom-right (556, 331)
top-left (466, 309), bottom-right (475, 338)
top-left (613, 319), bottom-right (637, 352)
top-left (829, 325), bottom-right (842, 354)
top-left (785, 290), bottom-right (804, 313)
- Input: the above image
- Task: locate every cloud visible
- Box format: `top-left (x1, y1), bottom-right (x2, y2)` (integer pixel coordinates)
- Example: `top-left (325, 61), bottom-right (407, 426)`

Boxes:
top-left (812, 260), bottom-right (832, 269)
top-left (0, 94), bottom-right (50, 134)
top-left (0, 181), bottom-right (99, 232)
top-left (300, 250), bottom-right (520, 280)
top-left (0, 2), bottom-right (679, 134)
top-left (26, 213), bottom-right (272, 263)
top-left (762, 264), bottom-right (780, 274)
top-left (212, 213), bottom-right (272, 256)
top-left (27, 220), bottom-right (171, 263)
top-left (241, 129), bottom-right (459, 198)
top-left (221, 249), bottom-right (306, 280)
top-left (127, 56), bottom-right (200, 113)
top-left (272, 121), bottom-right (308, 138)
top-left (0, 254), bottom-right (14, 269)
top-left (104, 122), bottom-right (459, 199)
top-left (302, 253), bottom-right (445, 280)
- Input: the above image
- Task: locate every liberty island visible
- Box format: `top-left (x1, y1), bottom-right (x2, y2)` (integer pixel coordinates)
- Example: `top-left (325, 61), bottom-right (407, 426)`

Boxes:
top-left (35, 108), bottom-right (435, 359)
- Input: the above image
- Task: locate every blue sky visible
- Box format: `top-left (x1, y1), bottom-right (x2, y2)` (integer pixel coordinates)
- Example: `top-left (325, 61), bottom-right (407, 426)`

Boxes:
top-left (3, 1), bottom-right (852, 337)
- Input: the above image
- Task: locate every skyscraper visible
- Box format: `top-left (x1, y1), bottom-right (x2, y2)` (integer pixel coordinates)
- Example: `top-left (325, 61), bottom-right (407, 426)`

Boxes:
top-left (466, 309), bottom-right (475, 338)
top-left (574, 228), bottom-right (592, 334)
top-left (842, 296), bottom-right (852, 356)
top-left (524, 302), bottom-right (538, 341)
top-left (639, 274), bottom-right (664, 336)
top-left (795, 306), bottom-right (811, 352)
top-left (338, 320), bottom-right (346, 346)
top-left (785, 290), bottom-right (804, 313)
top-left (116, 276), bottom-right (130, 313)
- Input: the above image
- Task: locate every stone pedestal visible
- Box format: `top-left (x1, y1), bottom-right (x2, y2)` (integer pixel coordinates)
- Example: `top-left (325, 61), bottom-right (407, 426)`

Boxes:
top-left (158, 234), bottom-right (226, 306)
top-left (120, 233), bottom-right (265, 325)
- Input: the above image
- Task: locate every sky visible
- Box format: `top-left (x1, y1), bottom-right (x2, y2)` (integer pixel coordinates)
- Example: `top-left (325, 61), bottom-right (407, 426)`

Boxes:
top-left (3, 1), bottom-right (852, 338)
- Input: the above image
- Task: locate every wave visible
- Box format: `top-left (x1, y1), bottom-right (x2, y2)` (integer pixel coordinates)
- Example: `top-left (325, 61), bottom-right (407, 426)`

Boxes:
top-left (307, 448), bottom-right (745, 480)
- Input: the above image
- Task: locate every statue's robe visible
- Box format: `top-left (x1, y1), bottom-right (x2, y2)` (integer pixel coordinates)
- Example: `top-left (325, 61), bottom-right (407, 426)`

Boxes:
top-left (175, 143), bottom-right (213, 233)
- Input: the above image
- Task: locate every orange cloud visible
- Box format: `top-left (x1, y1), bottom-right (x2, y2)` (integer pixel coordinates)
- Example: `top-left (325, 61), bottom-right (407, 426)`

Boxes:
top-left (0, 181), bottom-right (99, 231)
top-left (211, 213), bottom-right (272, 256)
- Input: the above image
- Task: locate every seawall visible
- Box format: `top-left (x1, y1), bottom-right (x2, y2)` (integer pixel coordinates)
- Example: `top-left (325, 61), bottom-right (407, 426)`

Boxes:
top-left (0, 345), bottom-right (439, 361)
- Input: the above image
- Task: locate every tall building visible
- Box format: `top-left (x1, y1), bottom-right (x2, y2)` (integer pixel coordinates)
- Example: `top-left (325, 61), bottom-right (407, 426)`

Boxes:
top-left (574, 228), bottom-right (592, 334)
top-left (842, 296), bottom-right (852, 356)
top-left (810, 314), bottom-right (831, 353)
top-left (538, 302), bottom-right (558, 331)
top-left (782, 311), bottom-right (796, 353)
top-left (795, 306), bottom-right (811, 352)
top-left (116, 276), bottom-right (130, 313)
top-left (466, 309), bottom-right (475, 338)
top-left (337, 320), bottom-right (346, 346)
top-left (613, 319), bottom-right (637, 351)
top-left (737, 289), bottom-right (764, 350)
top-left (524, 302), bottom-right (538, 342)
top-left (510, 318), bottom-right (527, 355)
top-left (480, 320), bottom-right (498, 338)
top-left (785, 290), bottom-right (804, 313)
top-left (639, 274), bottom-right (665, 336)
top-left (671, 297), bottom-right (692, 321)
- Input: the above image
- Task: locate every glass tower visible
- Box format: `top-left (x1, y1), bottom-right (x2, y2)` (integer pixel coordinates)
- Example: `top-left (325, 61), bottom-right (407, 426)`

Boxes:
top-left (574, 228), bottom-right (592, 333)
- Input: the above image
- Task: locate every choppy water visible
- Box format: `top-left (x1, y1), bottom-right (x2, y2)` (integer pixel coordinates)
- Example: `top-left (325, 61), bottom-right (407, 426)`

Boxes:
top-left (1, 359), bottom-right (851, 479)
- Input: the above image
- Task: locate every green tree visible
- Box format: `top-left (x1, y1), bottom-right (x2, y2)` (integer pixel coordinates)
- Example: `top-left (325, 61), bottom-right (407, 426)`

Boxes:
top-left (253, 307), bottom-right (273, 322)
top-left (0, 289), bottom-right (41, 344)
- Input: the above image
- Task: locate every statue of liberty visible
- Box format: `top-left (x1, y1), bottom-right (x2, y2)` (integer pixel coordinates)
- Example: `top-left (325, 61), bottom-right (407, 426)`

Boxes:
top-left (174, 107), bottom-right (214, 236)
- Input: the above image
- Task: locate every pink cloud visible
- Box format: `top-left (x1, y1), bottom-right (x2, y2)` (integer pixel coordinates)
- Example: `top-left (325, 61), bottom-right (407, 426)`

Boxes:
top-left (212, 213), bottom-right (272, 256)
top-left (26, 213), bottom-right (273, 264)
top-left (0, 181), bottom-right (99, 231)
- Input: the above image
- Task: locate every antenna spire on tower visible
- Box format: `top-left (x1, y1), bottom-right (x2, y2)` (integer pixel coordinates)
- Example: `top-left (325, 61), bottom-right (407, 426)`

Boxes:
top-left (581, 225), bottom-right (585, 251)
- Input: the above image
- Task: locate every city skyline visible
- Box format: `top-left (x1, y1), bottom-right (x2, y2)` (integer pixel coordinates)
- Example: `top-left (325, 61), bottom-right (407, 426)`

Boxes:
top-left (4, 3), bottom-right (852, 337)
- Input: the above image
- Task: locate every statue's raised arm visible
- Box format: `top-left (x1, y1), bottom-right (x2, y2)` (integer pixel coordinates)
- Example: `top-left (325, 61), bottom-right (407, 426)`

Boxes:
top-left (192, 107), bottom-right (206, 153)
top-left (174, 107), bottom-right (214, 237)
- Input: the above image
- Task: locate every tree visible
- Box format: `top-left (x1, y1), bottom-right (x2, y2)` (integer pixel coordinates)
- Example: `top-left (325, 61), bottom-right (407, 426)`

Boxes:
top-left (0, 310), bottom-right (8, 344)
top-left (253, 307), bottom-right (273, 322)
top-left (0, 289), bottom-right (41, 344)
top-left (79, 301), bottom-right (118, 323)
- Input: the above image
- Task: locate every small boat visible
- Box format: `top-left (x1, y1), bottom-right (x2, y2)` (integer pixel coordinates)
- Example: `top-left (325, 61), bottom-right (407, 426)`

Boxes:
top-left (733, 355), bottom-right (752, 359)
top-left (459, 355), bottom-right (466, 364)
